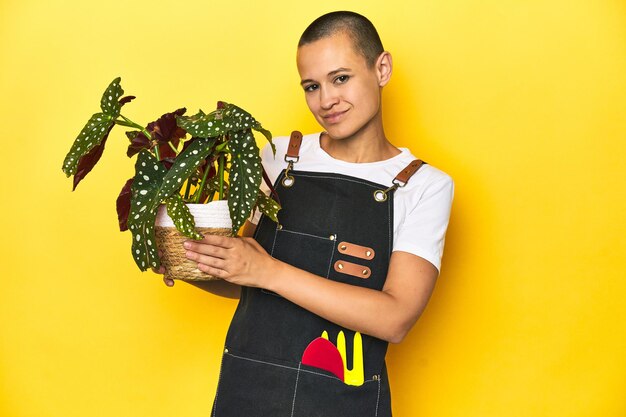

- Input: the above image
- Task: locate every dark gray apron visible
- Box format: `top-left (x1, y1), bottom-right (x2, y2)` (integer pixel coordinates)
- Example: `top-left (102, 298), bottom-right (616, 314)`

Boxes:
top-left (212, 132), bottom-right (424, 417)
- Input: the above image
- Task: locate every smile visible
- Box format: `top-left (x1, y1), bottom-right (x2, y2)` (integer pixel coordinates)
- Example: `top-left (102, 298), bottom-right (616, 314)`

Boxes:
top-left (322, 109), bottom-right (348, 123)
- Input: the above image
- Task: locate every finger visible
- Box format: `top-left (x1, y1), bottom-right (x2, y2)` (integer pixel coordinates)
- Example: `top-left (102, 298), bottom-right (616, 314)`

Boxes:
top-left (163, 277), bottom-right (175, 287)
top-left (151, 265), bottom-right (166, 274)
top-left (188, 252), bottom-right (230, 272)
top-left (196, 234), bottom-right (236, 249)
top-left (183, 242), bottom-right (229, 259)
top-left (197, 262), bottom-right (228, 279)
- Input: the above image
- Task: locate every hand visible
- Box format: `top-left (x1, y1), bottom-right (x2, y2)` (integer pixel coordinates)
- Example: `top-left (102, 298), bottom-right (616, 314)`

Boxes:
top-left (151, 249), bottom-right (175, 287)
top-left (183, 234), bottom-right (278, 288)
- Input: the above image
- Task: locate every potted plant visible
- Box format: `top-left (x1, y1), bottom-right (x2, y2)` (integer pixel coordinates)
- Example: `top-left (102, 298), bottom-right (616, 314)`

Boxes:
top-left (62, 77), bottom-right (280, 281)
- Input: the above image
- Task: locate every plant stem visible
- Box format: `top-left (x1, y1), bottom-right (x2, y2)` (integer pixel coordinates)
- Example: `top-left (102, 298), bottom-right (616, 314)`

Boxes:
top-left (195, 159), bottom-right (212, 204)
top-left (183, 178), bottom-right (192, 201)
top-left (118, 114), bottom-right (160, 159)
top-left (114, 119), bottom-right (137, 129)
top-left (218, 153), bottom-right (225, 200)
top-left (119, 114), bottom-right (151, 140)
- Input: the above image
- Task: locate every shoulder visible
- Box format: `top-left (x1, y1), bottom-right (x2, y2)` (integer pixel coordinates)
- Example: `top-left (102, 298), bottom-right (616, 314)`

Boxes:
top-left (395, 150), bottom-right (454, 200)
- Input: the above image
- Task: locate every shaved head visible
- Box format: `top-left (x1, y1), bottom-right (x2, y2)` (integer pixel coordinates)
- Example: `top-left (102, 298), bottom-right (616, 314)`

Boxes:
top-left (298, 11), bottom-right (385, 68)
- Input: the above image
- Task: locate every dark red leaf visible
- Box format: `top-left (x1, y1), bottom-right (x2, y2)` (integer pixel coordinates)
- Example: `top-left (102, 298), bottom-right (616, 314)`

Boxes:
top-left (119, 95), bottom-right (136, 106)
top-left (146, 108), bottom-right (187, 146)
top-left (158, 141), bottom-right (178, 160)
top-left (126, 131), bottom-right (150, 158)
top-left (72, 123), bottom-right (115, 190)
top-left (262, 165), bottom-right (281, 206)
top-left (116, 178), bottom-right (134, 232)
top-left (161, 157), bottom-right (175, 170)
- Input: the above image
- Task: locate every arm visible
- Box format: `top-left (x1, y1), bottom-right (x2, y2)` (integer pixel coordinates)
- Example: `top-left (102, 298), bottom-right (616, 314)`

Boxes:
top-left (183, 235), bottom-right (438, 343)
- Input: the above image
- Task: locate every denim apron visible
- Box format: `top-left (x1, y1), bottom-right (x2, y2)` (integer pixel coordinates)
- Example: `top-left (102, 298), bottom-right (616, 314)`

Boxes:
top-left (212, 132), bottom-right (424, 417)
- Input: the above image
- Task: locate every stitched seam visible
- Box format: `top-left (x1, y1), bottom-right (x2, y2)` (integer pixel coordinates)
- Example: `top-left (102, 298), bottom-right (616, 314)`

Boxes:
top-left (212, 349), bottom-right (227, 417)
top-left (262, 226), bottom-right (282, 297)
top-left (375, 376), bottom-right (381, 417)
top-left (290, 363), bottom-right (301, 417)
top-left (224, 352), bottom-right (377, 384)
top-left (293, 173), bottom-right (385, 189)
top-left (325, 238), bottom-right (337, 278)
top-left (388, 196), bottom-right (392, 257)
top-left (278, 229), bottom-right (333, 240)
top-left (270, 224), bottom-right (279, 256)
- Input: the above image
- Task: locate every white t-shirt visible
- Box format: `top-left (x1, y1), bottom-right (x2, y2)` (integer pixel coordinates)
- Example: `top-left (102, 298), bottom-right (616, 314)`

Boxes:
top-left (252, 132), bottom-right (454, 273)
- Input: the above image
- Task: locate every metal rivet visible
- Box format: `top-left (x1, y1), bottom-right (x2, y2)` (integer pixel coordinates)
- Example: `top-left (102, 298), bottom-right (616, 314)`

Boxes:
top-left (224, 348), bottom-right (229, 353)
top-left (338, 263), bottom-right (344, 270)
top-left (282, 176), bottom-right (294, 187)
top-left (373, 190), bottom-right (387, 202)
top-left (365, 250), bottom-right (372, 257)
top-left (340, 245), bottom-right (347, 251)
top-left (277, 224), bottom-right (283, 230)
top-left (373, 375), bottom-right (379, 381)
top-left (329, 234), bottom-right (336, 241)
top-left (362, 269), bottom-right (369, 276)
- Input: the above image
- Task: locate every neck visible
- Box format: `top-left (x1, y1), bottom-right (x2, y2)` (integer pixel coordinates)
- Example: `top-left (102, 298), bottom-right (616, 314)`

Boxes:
top-left (320, 115), bottom-right (400, 163)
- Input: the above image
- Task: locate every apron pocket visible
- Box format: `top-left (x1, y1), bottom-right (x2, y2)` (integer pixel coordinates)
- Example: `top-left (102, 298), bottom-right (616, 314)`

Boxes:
top-left (213, 350), bottom-right (298, 417)
top-left (291, 364), bottom-right (381, 417)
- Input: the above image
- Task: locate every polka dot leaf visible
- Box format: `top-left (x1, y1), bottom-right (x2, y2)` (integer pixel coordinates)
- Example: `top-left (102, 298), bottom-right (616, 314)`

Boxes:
top-left (99, 77), bottom-right (124, 117)
top-left (165, 194), bottom-right (203, 240)
top-left (156, 138), bottom-right (216, 202)
top-left (127, 150), bottom-right (167, 271)
top-left (255, 191), bottom-right (281, 223)
top-left (228, 129), bottom-right (262, 234)
top-left (175, 102), bottom-right (274, 156)
top-left (62, 77), bottom-right (127, 179)
top-left (252, 126), bottom-right (275, 156)
top-left (61, 112), bottom-right (115, 177)
top-left (176, 109), bottom-right (228, 138)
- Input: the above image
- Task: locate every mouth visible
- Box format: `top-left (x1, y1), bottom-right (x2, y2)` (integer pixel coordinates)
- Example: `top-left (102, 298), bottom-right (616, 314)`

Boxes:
top-left (322, 109), bottom-right (348, 124)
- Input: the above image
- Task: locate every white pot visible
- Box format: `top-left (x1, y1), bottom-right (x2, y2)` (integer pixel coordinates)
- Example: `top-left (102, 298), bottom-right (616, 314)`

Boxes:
top-left (155, 200), bottom-right (232, 229)
top-left (154, 200), bottom-right (232, 281)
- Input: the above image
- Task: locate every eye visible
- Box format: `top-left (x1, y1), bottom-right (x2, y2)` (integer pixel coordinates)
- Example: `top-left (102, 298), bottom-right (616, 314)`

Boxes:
top-left (303, 83), bottom-right (319, 92)
top-left (334, 75), bottom-right (350, 84)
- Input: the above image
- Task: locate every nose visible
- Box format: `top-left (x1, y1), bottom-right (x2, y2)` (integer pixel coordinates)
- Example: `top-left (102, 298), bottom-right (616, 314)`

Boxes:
top-left (319, 85), bottom-right (339, 110)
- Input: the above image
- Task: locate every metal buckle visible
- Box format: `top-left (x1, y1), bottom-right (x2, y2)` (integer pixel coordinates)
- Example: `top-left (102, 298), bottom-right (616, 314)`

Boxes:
top-left (373, 179), bottom-right (405, 202)
top-left (281, 160), bottom-right (295, 187)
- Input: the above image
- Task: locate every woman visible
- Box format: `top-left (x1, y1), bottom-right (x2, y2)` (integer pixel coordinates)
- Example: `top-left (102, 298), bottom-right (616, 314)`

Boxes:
top-left (156, 11), bottom-right (453, 417)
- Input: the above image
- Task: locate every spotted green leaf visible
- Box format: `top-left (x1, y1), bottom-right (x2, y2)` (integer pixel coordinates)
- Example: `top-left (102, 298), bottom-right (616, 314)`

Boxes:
top-left (62, 77), bottom-right (125, 177)
top-left (165, 193), bottom-right (203, 240)
top-left (100, 77), bottom-right (124, 117)
top-left (219, 103), bottom-right (274, 155)
top-left (228, 129), bottom-right (262, 234)
top-left (127, 150), bottom-right (167, 271)
top-left (156, 138), bottom-right (216, 202)
top-left (253, 126), bottom-right (275, 156)
top-left (255, 191), bottom-right (281, 223)
top-left (176, 110), bottom-right (229, 138)
top-left (62, 113), bottom-right (116, 176)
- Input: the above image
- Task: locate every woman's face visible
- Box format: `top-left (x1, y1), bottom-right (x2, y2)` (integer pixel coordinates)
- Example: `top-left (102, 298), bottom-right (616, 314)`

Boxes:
top-left (296, 32), bottom-right (388, 141)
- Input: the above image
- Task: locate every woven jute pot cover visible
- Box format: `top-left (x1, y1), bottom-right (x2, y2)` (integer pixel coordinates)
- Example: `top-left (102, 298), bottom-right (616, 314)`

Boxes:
top-left (154, 201), bottom-right (232, 281)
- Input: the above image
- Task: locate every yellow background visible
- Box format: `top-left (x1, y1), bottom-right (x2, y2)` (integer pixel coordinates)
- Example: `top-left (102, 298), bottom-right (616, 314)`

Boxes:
top-left (1, 0), bottom-right (625, 416)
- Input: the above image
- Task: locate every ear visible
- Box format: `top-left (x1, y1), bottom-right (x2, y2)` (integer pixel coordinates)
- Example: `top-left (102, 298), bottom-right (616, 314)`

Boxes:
top-left (375, 51), bottom-right (393, 87)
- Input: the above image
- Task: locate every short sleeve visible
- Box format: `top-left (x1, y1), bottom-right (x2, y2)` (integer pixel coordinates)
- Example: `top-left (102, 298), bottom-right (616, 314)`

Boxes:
top-left (393, 175), bottom-right (454, 273)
